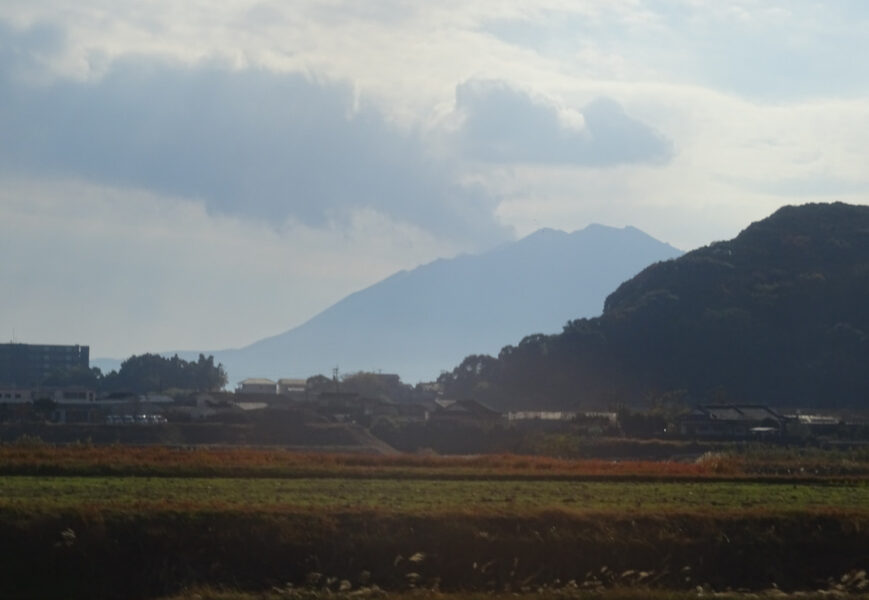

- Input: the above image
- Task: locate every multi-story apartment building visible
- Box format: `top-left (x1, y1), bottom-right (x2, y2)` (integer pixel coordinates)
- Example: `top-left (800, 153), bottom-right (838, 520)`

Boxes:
top-left (0, 343), bottom-right (90, 386)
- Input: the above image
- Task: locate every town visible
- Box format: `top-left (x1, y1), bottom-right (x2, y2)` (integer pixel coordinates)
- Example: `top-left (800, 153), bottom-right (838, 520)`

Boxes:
top-left (2, 342), bottom-right (866, 455)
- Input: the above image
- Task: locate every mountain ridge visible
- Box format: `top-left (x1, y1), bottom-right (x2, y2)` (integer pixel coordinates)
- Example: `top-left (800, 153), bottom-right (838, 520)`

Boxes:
top-left (94, 224), bottom-right (682, 383)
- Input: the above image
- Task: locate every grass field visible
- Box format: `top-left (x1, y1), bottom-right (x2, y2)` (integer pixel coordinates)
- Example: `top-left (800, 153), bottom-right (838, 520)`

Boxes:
top-left (0, 443), bottom-right (867, 599)
top-left (3, 475), bottom-right (868, 513)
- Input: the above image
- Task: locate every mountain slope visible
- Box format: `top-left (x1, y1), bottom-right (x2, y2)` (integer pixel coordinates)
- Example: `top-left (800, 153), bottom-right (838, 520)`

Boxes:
top-left (440, 202), bottom-right (869, 409)
top-left (187, 224), bottom-right (682, 384)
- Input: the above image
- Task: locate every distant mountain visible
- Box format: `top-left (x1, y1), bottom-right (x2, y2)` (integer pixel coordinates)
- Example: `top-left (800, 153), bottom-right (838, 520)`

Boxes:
top-left (140, 225), bottom-right (680, 384)
top-left (440, 202), bottom-right (869, 410)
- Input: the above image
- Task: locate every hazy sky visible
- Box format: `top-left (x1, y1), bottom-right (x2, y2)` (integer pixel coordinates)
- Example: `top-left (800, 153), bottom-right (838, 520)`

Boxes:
top-left (2, 1), bottom-right (869, 358)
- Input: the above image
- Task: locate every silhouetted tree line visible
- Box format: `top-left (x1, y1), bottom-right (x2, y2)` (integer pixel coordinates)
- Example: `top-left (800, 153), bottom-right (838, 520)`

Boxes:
top-left (44, 353), bottom-right (227, 394)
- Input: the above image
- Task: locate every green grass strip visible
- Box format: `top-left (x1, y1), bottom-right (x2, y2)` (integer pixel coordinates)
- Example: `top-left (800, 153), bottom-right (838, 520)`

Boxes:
top-left (2, 476), bottom-right (867, 514)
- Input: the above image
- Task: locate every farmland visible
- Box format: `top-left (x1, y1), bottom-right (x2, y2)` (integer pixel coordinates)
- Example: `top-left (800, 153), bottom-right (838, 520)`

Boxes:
top-left (0, 444), bottom-right (867, 599)
top-left (3, 476), bottom-right (869, 513)
top-left (2, 441), bottom-right (868, 479)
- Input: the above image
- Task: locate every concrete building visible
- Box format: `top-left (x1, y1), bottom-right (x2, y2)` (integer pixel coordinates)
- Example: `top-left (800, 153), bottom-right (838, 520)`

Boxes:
top-left (0, 387), bottom-right (32, 404)
top-left (0, 343), bottom-right (89, 386)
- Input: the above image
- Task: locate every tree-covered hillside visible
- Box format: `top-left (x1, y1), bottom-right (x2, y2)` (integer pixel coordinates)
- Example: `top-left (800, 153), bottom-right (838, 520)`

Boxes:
top-left (440, 203), bottom-right (869, 410)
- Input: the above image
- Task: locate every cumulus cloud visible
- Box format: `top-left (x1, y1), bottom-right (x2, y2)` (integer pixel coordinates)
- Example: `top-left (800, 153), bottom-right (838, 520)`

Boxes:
top-left (454, 79), bottom-right (673, 165)
top-left (0, 31), bottom-right (509, 246)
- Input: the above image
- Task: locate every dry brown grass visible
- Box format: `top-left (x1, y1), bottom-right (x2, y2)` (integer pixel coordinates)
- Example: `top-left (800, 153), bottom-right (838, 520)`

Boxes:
top-left (0, 443), bottom-right (747, 479)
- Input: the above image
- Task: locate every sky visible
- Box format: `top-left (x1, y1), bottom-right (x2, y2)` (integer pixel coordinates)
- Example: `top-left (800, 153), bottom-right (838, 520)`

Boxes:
top-left (2, 1), bottom-right (869, 360)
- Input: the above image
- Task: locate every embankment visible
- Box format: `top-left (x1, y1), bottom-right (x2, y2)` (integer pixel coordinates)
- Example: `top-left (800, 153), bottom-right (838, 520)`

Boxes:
top-left (1, 508), bottom-right (866, 599)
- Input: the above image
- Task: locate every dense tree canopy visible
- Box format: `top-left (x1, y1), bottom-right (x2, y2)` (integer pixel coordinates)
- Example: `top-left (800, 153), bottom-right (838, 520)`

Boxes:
top-left (93, 353), bottom-right (227, 394)
top-left (43, 366), bottom-right (103, 389)
top-left (340, 371), bottom-right (413, 402)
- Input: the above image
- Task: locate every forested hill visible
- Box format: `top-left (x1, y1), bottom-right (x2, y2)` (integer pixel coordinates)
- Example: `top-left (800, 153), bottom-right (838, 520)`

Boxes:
top-left (440, 203), bottom-right (869, 410)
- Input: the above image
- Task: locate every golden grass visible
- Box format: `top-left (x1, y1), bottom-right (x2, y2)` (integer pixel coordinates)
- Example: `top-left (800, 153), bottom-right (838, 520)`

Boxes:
top-left (0, 443), bottom-right (744, 479)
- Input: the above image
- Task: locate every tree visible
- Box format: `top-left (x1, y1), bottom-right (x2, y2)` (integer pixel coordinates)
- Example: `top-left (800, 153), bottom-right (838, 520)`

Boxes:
top-left (191, 354), bottom-right (228, 391)
top-left (43, 366), bottom-right (102, 388)
top-left (306, 374), bottom-right (336, 395)
top-left (101, 353), bottom-right (227, 394)
top-left (340, 372), bottom-right (412, 402)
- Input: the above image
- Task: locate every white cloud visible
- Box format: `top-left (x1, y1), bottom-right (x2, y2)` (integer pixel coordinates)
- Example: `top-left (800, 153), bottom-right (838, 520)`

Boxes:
top-left (453, 79), bottom-right (672, 165)
top-left (0, 177), bottom-right (467, 358)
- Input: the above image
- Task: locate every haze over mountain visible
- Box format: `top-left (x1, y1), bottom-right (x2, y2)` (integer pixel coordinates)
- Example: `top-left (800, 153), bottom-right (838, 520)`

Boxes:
top-left (440, 203), bottom-right (869, 410)
top-left (96, 225), bottom-right (680, 384)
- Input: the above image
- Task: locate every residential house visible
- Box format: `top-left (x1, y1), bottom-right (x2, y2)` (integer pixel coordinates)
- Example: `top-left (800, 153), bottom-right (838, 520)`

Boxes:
top-left (236, 378), bottom-right (277, 395)
top-left (679, 404), bottom-right (787, 438)
top-left (507, 411), bottom-right (578, 421)
top-left (430, 399), bottom-right (501, 424)
top-left (277, 378), bottom-right (307, 396)
top-left (786, 413), bottom-right (842, 437)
